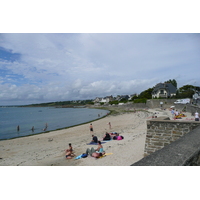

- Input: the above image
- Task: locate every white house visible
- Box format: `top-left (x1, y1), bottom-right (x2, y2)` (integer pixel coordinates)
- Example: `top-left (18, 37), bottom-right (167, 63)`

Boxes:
top-left (152, 83), bottom-right (177, 98)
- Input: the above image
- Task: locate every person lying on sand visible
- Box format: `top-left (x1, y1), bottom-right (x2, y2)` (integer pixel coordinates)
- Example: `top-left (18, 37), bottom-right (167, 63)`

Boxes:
top-left (85, 147), bottom-right (105, 158)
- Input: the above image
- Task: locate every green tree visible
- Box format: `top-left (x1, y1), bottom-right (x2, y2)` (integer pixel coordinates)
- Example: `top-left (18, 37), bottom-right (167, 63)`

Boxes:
top-left (165, 79), bottom-right (177, 88)
top-left (138, 87), bottom-right (154, 99)
top-left (177, 84), bottom-right (195, 98)
top-left (179, 85), bottom-right (195, 92)
top-left (134, 98), bottom-right (147, 103)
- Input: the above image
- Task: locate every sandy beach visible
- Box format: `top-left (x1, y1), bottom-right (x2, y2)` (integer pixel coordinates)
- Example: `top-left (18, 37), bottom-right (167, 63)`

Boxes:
top-left (0, 107), bottom-right (193, 166)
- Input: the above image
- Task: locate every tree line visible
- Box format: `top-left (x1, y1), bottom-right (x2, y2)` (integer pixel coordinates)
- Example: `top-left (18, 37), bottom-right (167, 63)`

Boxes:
top-left (130, 79), bottom-right (197, 103)
top-left (22, 79), bottom-right (198, 106)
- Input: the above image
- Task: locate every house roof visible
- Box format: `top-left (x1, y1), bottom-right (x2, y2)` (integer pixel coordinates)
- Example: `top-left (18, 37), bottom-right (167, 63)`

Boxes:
top-left (152, 83), bottom-right (177, 94)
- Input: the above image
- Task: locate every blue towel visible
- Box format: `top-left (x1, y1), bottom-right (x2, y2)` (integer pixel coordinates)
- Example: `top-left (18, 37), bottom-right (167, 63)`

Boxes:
top-left (75, 154), bottom-right (83, 160)
top-left (87, 142), bottom-right (106, 145)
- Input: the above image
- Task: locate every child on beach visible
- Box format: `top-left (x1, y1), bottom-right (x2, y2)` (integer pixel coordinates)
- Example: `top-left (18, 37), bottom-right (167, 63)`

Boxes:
top-left (89, 123), bottom-right (93, 134)
top-left (108, 122), bottom-right (111, 129)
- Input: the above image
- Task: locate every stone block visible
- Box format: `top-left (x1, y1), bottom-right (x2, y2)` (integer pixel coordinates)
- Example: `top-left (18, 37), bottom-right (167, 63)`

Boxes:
top-left (153, 135), bottom-right (162, 138)
top-left (183, 128), bottom-right (190, 132)
top-left (162, 133), bottom-right (172, 137)
top-left (172, 136), bottom-right (181, 141)
top-left (146, 145), bottom-right (157, 148)
top-left (172, 131), bottom-right (183, 135)
top-left (146, 135), bottom-right (153, 138)
top-left (164, 142), bottom-right (170, 146)
top-left (152, 142), bottom-right (164, 146)
top-left (163, 136), bottom-right (172, 141)
top-left (155, 133), bottom-right (162, 136)
top-left (165, 127), bottom-right (173, 131)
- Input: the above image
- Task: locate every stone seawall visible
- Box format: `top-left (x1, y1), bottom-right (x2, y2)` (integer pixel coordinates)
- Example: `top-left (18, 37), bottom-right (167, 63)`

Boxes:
top-left (145, 117), bottom-right (200, 156)
top-left (132, 126), bottom-right (200, 166)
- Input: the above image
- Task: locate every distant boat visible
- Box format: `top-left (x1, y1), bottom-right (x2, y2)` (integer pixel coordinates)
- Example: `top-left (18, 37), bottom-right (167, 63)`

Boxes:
top-left (38, 110), bottom-right (42, 112)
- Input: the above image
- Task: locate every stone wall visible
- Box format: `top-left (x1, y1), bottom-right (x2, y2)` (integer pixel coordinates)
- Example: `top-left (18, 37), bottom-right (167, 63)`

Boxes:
top-left (146, 99), bottom-right (200, 112)
top-left (132, 126), bottom-right (200, 166)
top-left (120, 103), bottom-right (147, 109)
top-left (146, 99), bottom-right (174, 109)
top-left (144, 117), bottom-right (200, 156)
top-left (186, 104), bottom-right (200, 116)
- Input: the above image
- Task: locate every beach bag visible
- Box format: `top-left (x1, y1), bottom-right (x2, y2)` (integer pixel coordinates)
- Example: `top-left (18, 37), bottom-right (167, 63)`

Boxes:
top-left (117, 136), bottom-right (124, 140)
top-left (81, 153), bottom-right (88, 158)
top-left (117, 136), bottom-right (122, 140)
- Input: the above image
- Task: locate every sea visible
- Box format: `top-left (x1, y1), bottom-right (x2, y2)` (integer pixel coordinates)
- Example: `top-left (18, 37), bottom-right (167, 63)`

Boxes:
top-left (0, 107), bottom-right (109, 140)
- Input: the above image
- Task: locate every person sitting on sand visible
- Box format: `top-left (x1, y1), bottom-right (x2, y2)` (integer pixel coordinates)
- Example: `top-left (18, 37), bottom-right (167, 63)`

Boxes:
top-left (91, 135), bottom-right (98, 143)
top-left (66, 143), bottom-right (75, 156)
top-left (66, 151), bottom-right (74, 159)
top-left (175, 110), bottom-right (179, 116)
top-left (66, 143), bottom-right (73, 152)
top-left (85, 147), bottom-right (105, 158)
top-left (103, 132), bottom-right (111, 141)
top-left (95, 141), bottom-right (104, 153)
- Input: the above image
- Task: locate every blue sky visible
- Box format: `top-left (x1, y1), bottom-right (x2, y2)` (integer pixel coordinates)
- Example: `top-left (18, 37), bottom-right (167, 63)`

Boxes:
top-left (0, 33), bottom-right (200, 105)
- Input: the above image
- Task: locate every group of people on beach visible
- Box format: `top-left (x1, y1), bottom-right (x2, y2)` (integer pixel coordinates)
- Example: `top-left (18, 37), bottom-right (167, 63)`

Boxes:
top-left (171, 108), bottom-right (200, 121)
top-left (171, 109), bottom-right (180, 118)
top-left (65, 121), bottom-right (124, 159)
top-left (65, 140), bottom-right (105, 159)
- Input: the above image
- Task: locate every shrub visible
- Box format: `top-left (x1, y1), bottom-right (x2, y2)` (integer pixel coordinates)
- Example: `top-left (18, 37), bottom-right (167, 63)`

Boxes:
top-left (134, 98), bottom-right (147, 103)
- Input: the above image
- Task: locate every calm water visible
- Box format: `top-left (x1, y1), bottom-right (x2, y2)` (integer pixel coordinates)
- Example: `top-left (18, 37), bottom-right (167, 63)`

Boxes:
top-left (0, 107), bottom-right (109, 140)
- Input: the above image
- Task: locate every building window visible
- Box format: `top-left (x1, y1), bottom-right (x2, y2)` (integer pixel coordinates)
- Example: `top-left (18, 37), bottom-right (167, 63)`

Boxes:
top-left (160, 90), bottom-right (164, 94)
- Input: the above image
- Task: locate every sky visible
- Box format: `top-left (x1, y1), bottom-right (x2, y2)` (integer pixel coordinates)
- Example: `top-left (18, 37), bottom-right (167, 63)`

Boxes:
top-left (0, 33), bottom-right (200, 105)
top-left (0, 1), bottom-right (200, 106)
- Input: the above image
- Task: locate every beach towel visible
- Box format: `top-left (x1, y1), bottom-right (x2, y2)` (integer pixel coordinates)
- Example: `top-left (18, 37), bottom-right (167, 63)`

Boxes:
top-left (75, 153), bottom-right (87, 159)
top-left (75, 154), bottom-right (83, 160)
top-left (98, 153), bottom-right (113, 159)
top-left (87, 142), bottom-right (106, 145)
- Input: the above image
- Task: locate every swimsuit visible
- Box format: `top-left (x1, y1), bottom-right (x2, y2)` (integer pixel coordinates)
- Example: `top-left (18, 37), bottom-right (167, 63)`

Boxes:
top-left (96, 148), bottom-right (104, 153)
